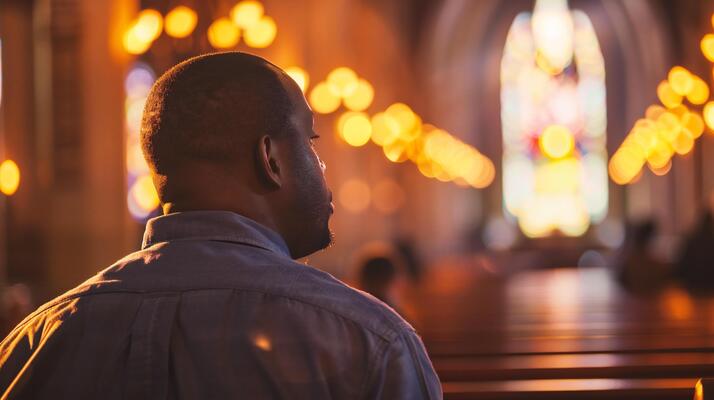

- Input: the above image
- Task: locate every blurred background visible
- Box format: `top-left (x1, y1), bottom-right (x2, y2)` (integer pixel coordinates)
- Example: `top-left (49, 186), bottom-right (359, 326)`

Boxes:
top-left (3, 0), bottom-right (714, 398)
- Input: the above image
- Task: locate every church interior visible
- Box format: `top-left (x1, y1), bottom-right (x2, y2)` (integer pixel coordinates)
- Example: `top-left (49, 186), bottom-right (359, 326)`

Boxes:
top-left (2, 0), bottom-right (714, 398)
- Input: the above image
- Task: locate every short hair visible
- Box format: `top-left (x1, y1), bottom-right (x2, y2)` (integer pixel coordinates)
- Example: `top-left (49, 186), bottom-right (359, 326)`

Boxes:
top-left (140, 52), bottom-right (293, 175)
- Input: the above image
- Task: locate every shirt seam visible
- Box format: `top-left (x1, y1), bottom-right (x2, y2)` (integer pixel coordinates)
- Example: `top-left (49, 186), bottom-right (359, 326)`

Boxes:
top-left (143, 236), bottom-right (287, 256)
top-left (16, 287), bottom-right (399, 343)
top-left (357, 335), bottom-right (390, 399)
top-left (403, 330), bottom-right (434, 399)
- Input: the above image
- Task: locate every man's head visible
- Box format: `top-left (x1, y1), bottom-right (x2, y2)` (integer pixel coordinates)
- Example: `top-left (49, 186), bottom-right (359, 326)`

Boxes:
top-left (141, 52), bottom-right (333, 259)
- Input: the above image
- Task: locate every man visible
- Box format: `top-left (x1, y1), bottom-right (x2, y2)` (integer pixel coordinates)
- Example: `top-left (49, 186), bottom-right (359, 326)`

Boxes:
top-left (0, 52), bottom-right (442, 399)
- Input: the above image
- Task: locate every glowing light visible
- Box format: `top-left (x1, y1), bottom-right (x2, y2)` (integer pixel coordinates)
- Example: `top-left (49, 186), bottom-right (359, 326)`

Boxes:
top-left (164, 6), bottom-right (198, 38)
top-left (539, 125), bottom-right (574, 159)
top-left (704, 101), bottom-right (714, 131)
top-left (284, 66), bottom-right (309, 93)
top-left (343, 79), bottom-right (374, 111)
top-left (0, 160), bottom-right (20, 196)
top-left (308, 82), bottom-right (340, 114)
top-left (125, 63), bottom-right (157, 220)
top-left (532, 0), bottom-right (574, 72)
top-left (243, 16), bottom-right (277, 48)
top-left (385, 103), bottom-right (419, 139)
top-left (338, 179), bottom-right (371, 213)
top-left (253, 334), bottom-right (272, 351)
top-left (230, 1), bottom-right (264, 29)
top-left (372, 179), bottom-right (405, 214)
top-left (123, 29), bottom-right (152, 55)
top-left (133, 9), bottom-right (163, 43)
top-left (687, 76), bottom-right (709, 105)
top-left (657, 81), bottom-right (682, 109)
top-left (207, 18), bottom-right (240, 49)
top-left (326, 67), bottom-right (358, 98)
top-left (129, 175), bottom-right (160, 213)
top-left (370, 113), bottom-right (400, 146)
top-left (667, 66), bottom-right (693, 96)
top-left (701, 34), bottom-right (714, 62)
top-left (682, 111), bottom-right (705, 139)
top-left (337, 112), bottom-right (372, 147)
top-left (649, 159), bottom-right (672, 176)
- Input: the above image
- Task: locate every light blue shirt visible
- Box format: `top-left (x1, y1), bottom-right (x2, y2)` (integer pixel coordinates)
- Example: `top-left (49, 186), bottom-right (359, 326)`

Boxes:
top-left (0, 211), bottom-right (442, 399)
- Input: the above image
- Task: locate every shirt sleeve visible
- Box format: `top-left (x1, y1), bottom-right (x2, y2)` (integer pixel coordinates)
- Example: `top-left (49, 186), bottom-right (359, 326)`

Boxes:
top-left (363, 328), bottom-right (443, 399)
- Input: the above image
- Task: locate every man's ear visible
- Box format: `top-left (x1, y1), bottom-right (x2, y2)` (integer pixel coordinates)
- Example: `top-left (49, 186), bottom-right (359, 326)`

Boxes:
top-left (256, 134), bottom-right (282, 188)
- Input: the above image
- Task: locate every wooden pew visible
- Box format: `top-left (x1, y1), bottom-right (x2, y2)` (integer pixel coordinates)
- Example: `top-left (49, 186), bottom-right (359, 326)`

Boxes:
top-left (406, 264), bottom-right (714, 399)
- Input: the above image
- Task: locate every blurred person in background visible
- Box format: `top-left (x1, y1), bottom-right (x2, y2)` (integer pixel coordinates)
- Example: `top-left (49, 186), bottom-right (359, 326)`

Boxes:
top-left (0, 52), bottom-right (441, 399)
top-left (675, 192), bottom-right (714, 291)
top-left (613, 218), bottom-right (670, 292)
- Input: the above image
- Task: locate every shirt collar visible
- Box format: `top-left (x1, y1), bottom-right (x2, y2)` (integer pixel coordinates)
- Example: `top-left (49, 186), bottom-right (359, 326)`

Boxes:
top-left (142, 210), bottom-right (291, 257)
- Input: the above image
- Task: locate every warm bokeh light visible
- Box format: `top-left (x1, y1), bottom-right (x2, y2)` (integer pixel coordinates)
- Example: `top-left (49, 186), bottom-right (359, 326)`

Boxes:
top-left (539, 125), bottom-right (574, 159)
top-left (657, 81), bottom-right (682, 109)
top-left (326, 67), bottom-right (358, 98)
top-left (337, 112), bottom-right (372, 147)
top-left (129, 175), bottom-right (160, 214)
top-left (230, 1), bottom-right (265, 29)
top-left (309, 82), bottom-right (341, 114)
top-left (372, 178), bottom-right (406, 214)
top-left (133, 9), bottom-right (163, 43)
top-left (370, 113), bottom-right (400, 146)
top-left (667, 66), bottom-right (693, 96)
top-left (284, 66), bottom-right (309, 93)
top-left (0, 159), bottom-right (20, 196)
top-left (125, 63), bottom-right (156, 220)
top-left (687, 76), bottom-right (709, 105)
top-left (207, 17), bottom-right (241, 49)
top-left (704, 101), bottom-right (714, 131)
top-left (164, 6), bottom-right (198, 38)
top-left (532, 0), bottom-right (574, 73)
top-left (123, 29), bottom-right (152, 55)
top-left (243, 16), bottom-right (277, 48)
top-left (338, 179), bottom-right (371, 213)
top-left (343, 79), bottom-right (374, 111)
top-left (682, 111), bottom-right (705, 139)
top-left (701, 34), bottom-right (714, 62)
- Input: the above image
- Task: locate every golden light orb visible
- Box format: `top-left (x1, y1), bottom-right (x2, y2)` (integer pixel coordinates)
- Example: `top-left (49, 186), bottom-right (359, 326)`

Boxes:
top-left (645, 105), bottom-right (666, 121)
top-left (539, 125), bottom-right (574, 159)
top-left (230, 1), bottom-right (265, 29)
top-left (701, 34), bottom-right (714, 62)
top-left (668, 66), bottom-right (693, 96)
top-left (243, 16), bottom-right (277, 48)
top-left (370, 112), bottom-right (400, 146)
top-left (703, 101), bottom-right (714, 131)
top-left (130, 175), bottom-right (160, 212)
top-left (672, 132), bottom-right (694, 156)
top-left (309, 82), bottom-right (341, 114)
top-left (284, 66), bottom-right (309, 93)
top-left (0, 159), bottom-right (20, 196)
top-left (337, 112), bottom-right (372, 147)
top-left (687, 77), bottom-right (710, 105)
top-left (207, 17), bottom-right (240, 49)
top-left (383, 140), bottom-right (409, 163)
top-left (385, 102), bottom-right (420, 140)
top-left (657, 81), bottom-right (683, 109)
top-left (133, 9), bottom-right (163, 43)
top-left (343, 79), bottom-right (374, 111)
top-left (338, 179), bottom-right (371, 213)
top-left (123, 28), bottom-right (152, 55)
top-left (326, 67), bottom-right (359, 98)
top-left (372, 179), bottom-right (406, 214)
top-left (682, 111), bottom-right (705, 139)
top-left (164, 6), bottom-right (198, 38)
